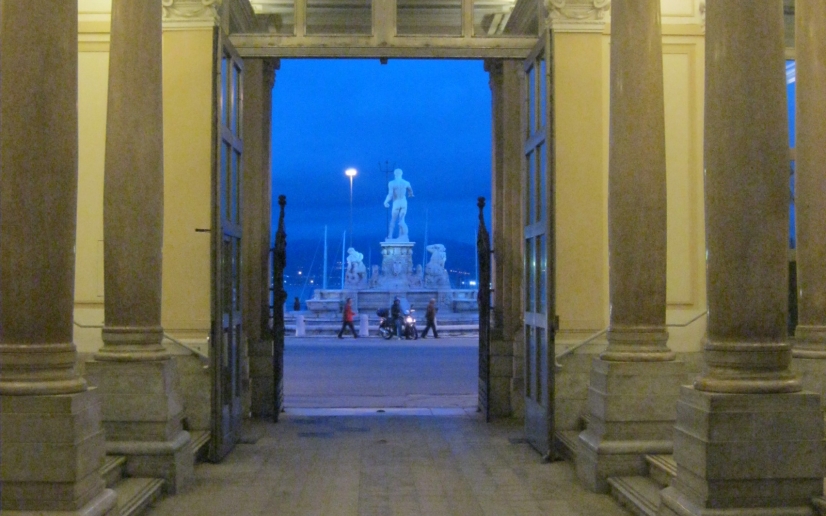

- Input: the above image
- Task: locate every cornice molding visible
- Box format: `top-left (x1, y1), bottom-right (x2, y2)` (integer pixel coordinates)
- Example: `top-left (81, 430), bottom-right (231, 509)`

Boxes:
top-left (263, 58), bottom-right (280, 90)
top-left (228, 0), bottom-right (259, 33)
top-left (545, 0), bottom-right (610, 33)
top-left (162, 0), bottom-right (222, 30)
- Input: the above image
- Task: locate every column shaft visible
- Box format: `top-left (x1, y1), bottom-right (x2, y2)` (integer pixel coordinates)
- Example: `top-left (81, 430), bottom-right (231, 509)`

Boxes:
top-left (793, 0), bottom-right (826, 355)
top-left (696, 0), bottom-right (797, 393)
top-left (602, 0), bottom-right (671, 361)
top-left (243, 58), bottom-right (277, 418)
top-left (576, 0), bottom-right (686, 492)
top-left (0, 3), bottom-right (117, 514)
top-left (99, 0), bottom-right (166, 359)
top-left (488, 59), bottom-right (523, 417)
top-left (661, 3), bottom-right (823, 512)
top-left (0, 1), bottom-right (86, 395)
top-left (86, 0), bottom-right (193, 492)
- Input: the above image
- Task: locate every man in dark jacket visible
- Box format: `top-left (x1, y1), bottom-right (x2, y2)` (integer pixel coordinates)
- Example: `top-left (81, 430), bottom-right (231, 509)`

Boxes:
top-left (421, 298), bottom-right (439, 338)
top-left (390, 297), bottom-right (403, 339)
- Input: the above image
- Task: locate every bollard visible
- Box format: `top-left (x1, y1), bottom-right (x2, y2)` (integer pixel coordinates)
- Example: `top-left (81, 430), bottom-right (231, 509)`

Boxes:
top-left (296, 315), bottom-right (306, 337)
top-left (359, 314), bottom-right (369, 337)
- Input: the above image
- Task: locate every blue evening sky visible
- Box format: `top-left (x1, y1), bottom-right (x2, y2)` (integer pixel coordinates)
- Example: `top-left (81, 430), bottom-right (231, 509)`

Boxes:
top-left (270, 59), bottom-right (492, 261)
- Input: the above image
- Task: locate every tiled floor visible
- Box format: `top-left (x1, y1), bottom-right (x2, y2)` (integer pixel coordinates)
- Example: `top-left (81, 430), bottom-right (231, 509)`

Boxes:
top-left (146, 410), bottom-right (630, 516)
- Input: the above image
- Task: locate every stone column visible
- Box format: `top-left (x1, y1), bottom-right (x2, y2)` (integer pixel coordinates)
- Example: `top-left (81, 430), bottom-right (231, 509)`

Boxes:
top-left (85, 0), bottom-right (192, 493)
top-left (661, 2), bottom-right (824, 514)
top-left (488, 59), bottom-right (524, 418)
top-left (576, 0), bottom-right (685, 492)
top-left (244, 58), bottom-right (278, 418)
top-left (792, 0), bottom-right (826, 402)
top-left (0, 2), bottom-right (116, 514)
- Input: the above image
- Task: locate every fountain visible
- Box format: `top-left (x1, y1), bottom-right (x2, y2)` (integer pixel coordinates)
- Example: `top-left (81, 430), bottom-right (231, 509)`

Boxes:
top-left (305, 169), bottom-right (478, 316)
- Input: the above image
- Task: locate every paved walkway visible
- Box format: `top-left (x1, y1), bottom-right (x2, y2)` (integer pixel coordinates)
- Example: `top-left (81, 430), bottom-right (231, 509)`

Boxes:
top-left (284, 336), bottom-right (478, 408)
top-left (146, 411), bottom-right (630, 516)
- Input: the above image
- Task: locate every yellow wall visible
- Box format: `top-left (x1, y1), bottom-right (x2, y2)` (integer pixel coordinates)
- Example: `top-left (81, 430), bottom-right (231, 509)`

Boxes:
top-left (74, 19), bottom-right (216, 350)
top-left (554, 31), bottom-right (609, 336)
top-left (554, 23), bottom-right (707, 353)
top-left (76, 51), bottom-right (108, 306)
top-left (662, 32), bottom-right (707, 351)
top-left (161, 29), bottom-right (215, 338)
top-left (74, 16), bottom-right (111, 353)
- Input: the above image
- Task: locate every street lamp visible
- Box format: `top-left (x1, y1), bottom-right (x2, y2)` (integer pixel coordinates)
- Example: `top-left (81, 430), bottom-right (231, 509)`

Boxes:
top-left (345, 168), bottom-right (357, 247)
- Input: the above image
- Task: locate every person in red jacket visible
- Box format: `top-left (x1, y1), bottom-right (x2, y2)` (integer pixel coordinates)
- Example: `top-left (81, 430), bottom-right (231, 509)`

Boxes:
top-left (337, 298), bottom-right (358, 338)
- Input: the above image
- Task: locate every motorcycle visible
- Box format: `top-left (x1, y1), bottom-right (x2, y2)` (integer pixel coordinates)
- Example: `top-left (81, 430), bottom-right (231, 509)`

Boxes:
top-left (376, 307), bottom-right (418, 340)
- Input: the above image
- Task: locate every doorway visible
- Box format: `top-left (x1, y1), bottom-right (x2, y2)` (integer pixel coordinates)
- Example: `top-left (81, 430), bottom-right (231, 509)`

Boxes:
top-left (270, 59), bottom-right (490, 412)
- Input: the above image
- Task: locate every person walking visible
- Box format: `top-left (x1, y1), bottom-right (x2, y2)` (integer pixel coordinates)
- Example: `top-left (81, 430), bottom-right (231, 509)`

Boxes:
top-left (337, 298), bottom-right (358, 338)
top-left (421, 298), bottom-right (439, 338)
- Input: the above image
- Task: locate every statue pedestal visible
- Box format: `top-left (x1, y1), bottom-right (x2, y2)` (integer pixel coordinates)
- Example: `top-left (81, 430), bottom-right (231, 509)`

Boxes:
top-left (379, 241), bottom-right (415, 290)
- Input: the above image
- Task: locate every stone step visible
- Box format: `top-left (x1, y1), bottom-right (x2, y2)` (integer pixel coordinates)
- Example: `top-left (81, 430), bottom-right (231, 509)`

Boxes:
top-left (554, 430), bottom-right (580, 461)
top-left (112, 477), bottom-right (165, 516)
top-left (189, 430), bottom-right (210, 463)
top-left (100, 455), bottom-right (126, 488)
top-left (645, 454), bottom-right (676, 488)
top-left (813, 496), bottom-right (826, 515)
top-left (607, 476), bottom-right (661, 516)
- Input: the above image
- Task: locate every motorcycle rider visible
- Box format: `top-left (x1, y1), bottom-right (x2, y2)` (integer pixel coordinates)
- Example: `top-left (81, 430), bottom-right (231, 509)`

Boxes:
top-left (390, 297), bottom-right (403, 340)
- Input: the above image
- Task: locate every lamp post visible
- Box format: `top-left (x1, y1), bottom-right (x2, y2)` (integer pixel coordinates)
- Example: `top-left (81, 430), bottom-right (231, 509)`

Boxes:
top-left (345, 167), bottom-right (357, 248)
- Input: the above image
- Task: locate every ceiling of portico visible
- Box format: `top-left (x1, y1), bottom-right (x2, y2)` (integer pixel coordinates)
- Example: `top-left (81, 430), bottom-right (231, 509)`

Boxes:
top-left (230, 0), bottom-right (541, 58)
top-left (245, 0), bottom-right (528, 36)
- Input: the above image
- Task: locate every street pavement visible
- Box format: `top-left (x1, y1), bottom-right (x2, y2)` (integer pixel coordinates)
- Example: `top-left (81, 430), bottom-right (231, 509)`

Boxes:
top-left (284, 335), bottom-right (478, 409)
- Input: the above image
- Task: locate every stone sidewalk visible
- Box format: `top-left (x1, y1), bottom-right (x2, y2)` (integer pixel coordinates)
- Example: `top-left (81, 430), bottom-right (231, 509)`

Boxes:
top-left (145, 411), bottom-right (630, 516)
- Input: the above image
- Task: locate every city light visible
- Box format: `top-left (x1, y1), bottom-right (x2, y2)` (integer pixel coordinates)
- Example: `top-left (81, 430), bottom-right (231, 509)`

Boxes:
top-left (345, 168), bottom-right (357, 247)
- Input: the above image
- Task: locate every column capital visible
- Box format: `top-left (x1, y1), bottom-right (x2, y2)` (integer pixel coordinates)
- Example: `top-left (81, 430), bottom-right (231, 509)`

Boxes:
top-left (545, 0), bottom-right (610, 33)
top-left (162, 0), bottom-right (222, 30)
top-left (263, 58), bottom-right (280, 91)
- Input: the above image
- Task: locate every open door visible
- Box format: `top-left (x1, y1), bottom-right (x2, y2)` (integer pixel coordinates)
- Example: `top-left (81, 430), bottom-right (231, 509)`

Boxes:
top-left (210, 31), bottom-right (245, 462)
top-left (522, 28), bottom-right (557, 459)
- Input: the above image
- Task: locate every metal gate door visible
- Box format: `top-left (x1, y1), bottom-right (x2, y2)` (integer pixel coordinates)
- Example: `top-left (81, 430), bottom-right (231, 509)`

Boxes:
top-left (271, 195), bottom-right (287, 420)
top-left (477, 197), bottom-right (492, 421)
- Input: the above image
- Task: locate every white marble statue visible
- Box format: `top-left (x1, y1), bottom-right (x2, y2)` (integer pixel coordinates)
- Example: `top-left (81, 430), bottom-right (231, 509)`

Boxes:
top-left (367, 264), bottom-right (380, 288)
top-left (344, 247), bottom-right (367, 288)
top-left (383, 168), bottom-right (414, 242)
top-left (424, 244), bottom-right (450, 288)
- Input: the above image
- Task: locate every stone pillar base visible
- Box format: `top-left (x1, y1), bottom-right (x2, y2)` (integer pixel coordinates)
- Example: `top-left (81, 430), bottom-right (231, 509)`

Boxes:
top-left (105, 432), bottom-right (193, 494)
top-left (660, 387), bottom-right (823, 515)
top-left (489, 337), bottom-right (514, 418)
top-left (576, 358), bottom-right (686, 492)
top-left (792, 356), bottom-right (826, 415)
top-left (0, 390), bottom-right (117, 515)
top-left (85, 359), bottom-right (193, 493)
top-left (249, 337), bottom-right (274, 418)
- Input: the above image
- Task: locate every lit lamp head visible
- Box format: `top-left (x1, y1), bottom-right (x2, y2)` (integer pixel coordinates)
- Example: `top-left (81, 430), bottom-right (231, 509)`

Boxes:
top-left (345, 168), bottom-right (357, 178)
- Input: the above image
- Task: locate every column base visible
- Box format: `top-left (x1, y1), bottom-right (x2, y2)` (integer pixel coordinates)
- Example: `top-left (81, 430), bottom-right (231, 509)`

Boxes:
top-left (575, 358), bottom-right (686, 492)
top-left (106, 431), bottom-right (193, 494)
top-left (793, 325), bottom-right (826, 359)
top-left (0, 390), bottom-right (116, 515)
top-left (660, 486), bottom-right (816, 516)
top-left (85, 359), bottom-right (193, 493)
top-left (663, 386), bottom-right (823, 514)
top-left (0, 489), bottom-right (118, 516)
top-left (489, 337), bottom-right (515, 418)
top-left (792, 354), bottom-right (826, 415)
top-left (249, 338), bottom-right (274, 418)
